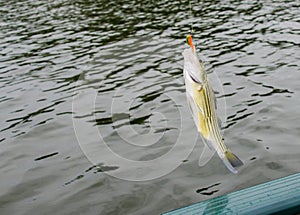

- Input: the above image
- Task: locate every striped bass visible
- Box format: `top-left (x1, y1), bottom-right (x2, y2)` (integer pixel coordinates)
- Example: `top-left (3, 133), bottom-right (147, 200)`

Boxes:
top-left (182, 35), bottom-right (243, 174)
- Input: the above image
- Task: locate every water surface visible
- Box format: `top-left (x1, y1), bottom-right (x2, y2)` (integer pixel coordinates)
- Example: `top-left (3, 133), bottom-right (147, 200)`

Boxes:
top-left (0, 0), bottom-right (300, 214)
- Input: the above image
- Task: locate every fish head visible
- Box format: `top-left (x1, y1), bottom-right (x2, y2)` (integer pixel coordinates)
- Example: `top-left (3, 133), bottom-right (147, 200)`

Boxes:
top-left (182, 48), bottom-right (205, 84)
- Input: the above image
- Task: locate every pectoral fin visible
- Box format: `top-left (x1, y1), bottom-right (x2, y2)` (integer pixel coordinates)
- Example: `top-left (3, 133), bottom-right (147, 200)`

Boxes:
top-left (195, 101), bottom-right (204, 115)
top-left (186, 93), bottom-right (202, 132)
top-left (187, 93), bottom-right (204, 117)
top-left (198, 144), bottom-right (216, 167)
top-left (200, 135), bottom-right (214, 151)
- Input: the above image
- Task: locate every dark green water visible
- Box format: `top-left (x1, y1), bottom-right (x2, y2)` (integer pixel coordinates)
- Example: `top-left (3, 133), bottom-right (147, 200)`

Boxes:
top-left (0, 0), bottom-right (299, 214)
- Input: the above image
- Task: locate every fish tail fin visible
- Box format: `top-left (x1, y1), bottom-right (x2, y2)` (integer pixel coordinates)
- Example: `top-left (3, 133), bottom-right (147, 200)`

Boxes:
top-left (222, 150), bottom-right (243, 174)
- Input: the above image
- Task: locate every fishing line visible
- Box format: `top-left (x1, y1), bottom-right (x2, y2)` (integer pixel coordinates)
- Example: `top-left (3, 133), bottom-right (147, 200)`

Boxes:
top-left (189, 0), bottom-right (194, 34)
top-left (188, 0), bottom-right (199, 50)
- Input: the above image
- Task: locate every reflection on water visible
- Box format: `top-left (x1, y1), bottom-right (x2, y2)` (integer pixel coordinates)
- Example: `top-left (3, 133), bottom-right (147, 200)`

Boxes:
top-left (203, 195), bottom-right (229, 215)
top-left (0, 0), bottom-right (300, 214)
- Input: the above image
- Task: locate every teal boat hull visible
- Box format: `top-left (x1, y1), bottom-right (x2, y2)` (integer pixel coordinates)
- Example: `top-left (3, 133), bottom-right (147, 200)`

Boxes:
top-left (163, 173), bottom-right (300, 215)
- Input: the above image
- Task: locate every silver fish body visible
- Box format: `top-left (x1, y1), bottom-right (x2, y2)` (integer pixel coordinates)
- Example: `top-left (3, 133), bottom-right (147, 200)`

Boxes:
top-left (182, 47), bottom-right (243, 174)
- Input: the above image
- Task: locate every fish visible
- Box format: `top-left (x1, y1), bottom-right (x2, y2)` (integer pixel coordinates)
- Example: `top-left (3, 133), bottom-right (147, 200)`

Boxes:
top-left (182, 35), bottom-right (243, 174)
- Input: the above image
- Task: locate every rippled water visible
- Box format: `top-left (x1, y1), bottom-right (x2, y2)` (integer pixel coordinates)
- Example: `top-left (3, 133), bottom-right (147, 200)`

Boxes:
top-left (1, 0), bottom-right (300, 214)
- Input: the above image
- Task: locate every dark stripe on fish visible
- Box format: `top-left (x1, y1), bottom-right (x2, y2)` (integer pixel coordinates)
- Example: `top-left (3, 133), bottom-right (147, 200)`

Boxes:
top-left (203, 82), bottom-right (227, 152)
top-left (203, 83), bottom-right (212, 117)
